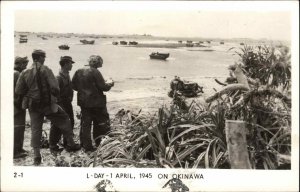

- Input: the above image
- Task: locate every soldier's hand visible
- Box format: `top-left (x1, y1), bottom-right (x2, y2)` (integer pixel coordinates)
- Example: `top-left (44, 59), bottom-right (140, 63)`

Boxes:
top-left (106, 78), bottom-right (114, 87)
top-left (110, 81), bottom-right (114, 87)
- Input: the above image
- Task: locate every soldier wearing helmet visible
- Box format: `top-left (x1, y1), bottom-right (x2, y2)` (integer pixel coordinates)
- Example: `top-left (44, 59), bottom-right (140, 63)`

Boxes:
top-left (49, 56), bottom-right (76, 155)
top-left (14, 56), bottom-right (29, 159)
top-left (72, 55), bottom-right (114, 152)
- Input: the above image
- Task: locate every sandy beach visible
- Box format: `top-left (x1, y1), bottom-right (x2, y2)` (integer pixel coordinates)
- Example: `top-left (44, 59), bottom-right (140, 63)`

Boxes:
top-left (13, 75), bottom-right (220, 166)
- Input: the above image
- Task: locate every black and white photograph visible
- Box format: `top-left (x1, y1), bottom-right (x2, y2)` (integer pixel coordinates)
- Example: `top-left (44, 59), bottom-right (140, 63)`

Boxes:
top-left (1, 1), bottom-right (299, 192)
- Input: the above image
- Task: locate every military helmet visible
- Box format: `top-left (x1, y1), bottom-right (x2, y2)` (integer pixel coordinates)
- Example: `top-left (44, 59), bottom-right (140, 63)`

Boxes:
top-left (60, 56), bottom-right (75, 64)
top-left (32, 49), bottom-right (46, 58)
top-left (15, 56), bottom-right (29, 64)
top-left (88, 55), bottom-right (103, 67)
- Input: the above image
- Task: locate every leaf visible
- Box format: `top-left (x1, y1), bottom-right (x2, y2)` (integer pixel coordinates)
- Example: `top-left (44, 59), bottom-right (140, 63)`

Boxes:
top-left (115, 147), bottom-right (132, 159)
top-left (268, 127), bottom-right (282, 146)
top-left (136, 144), bottom-right (151, 161)
top-left (213, 152), bottom-right (224, 168)
top-left (102, 158), bottom-right (138, 165)
top-left (193, 152), bottom-right (206, 168)
top-left (169, 124), bottom-right (214, 144)
top-left (172, 143), bottom-right (206, 166)
top-left (205, 139), bottom-right (216, 168)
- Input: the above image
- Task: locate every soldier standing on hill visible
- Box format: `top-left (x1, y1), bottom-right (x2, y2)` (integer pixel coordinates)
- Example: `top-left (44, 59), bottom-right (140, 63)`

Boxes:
top-left (15, 49), bottom-right (80, 165)
top-left (72, 55), bottom-right (114, 152)
top-left (49, 56), bottom-right (75, 155)
top-left (14, 56), bottom-right (29, 159)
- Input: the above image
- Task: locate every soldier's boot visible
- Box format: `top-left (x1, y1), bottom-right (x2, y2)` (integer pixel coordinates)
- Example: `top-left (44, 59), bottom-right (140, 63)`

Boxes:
top-left (33, 147), bottom-right (42, 166)
top-left (13, 151), bottom-right (27, 159)
top-left (65, 136), bottom-right (81, 152)
top-left (94, 123), bottom-right (110, 147)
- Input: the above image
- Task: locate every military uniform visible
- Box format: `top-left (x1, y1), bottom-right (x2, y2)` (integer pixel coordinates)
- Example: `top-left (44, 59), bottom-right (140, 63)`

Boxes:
top-left (15, 50), bottom-right (80, 165)
top-left (14, 56), bottom-right (29, 158)
top-left (50, 56), bottom-right (75, 148)
top-left (72, 55), bottom-right (112, 151)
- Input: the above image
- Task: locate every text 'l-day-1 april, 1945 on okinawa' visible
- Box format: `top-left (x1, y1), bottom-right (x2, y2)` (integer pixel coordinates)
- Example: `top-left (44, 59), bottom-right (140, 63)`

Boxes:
top-left (86, 172), bottom-right (204, 180)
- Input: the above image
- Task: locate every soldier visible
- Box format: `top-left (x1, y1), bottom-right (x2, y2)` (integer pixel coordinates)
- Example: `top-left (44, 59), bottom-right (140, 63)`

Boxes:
top-left (14, 56), bottom-right (29, 159)
top-left (72, 55), bottom-right (114, 152)
top-left (49, 56), bottom-right (75, 155)
top-left (15, 49), bottom-right (80, 166)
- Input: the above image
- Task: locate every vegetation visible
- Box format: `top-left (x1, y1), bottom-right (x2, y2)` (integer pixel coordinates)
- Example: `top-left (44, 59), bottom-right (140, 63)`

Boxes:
top-left (54, 44), bottom-right (291, 169)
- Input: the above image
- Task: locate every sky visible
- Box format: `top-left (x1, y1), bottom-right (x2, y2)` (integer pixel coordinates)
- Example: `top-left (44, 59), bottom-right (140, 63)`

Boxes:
top-left (12, 2), bottom-right (293, 41)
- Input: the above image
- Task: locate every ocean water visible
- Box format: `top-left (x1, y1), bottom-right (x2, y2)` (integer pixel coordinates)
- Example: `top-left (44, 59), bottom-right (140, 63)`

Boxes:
top-left (15, 35), bottom-right (242, 102)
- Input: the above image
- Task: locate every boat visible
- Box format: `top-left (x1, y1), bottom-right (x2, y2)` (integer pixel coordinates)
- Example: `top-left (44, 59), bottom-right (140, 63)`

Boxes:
top-left (207, 40), bottom-right (211, 44)
top-left (112, 41), bottom-right (118, 45)
top-left (58, 45), bottom-right (70, 50)
top-left (120, 41), bottom-right (128, 45)
top-left (186, 40), bottom-right (193, 44)
top-left (80, 39), bottom-right (95, 44)
top-left (186, 43), bottom-right (194, 47)
top-left (41, 37), bottom-right (48, 40)
top-left (220, 41), bottom-right (225, 44)
top-left (19, 35), bottom-right (28, 43)
top-left (129, 41), bottom-right (138, 45)
top-left (240, 42), bottom-right (245, 45)
top-left (149, 52), bottom-right (170, 60)
top-left (178, 40), bottom-right (182, 43)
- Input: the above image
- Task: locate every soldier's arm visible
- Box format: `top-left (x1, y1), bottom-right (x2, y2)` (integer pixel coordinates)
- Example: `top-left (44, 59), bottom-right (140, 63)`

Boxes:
top-left (44, 66), bottom-right (60, 97)
top-left (14, 71), bottom-right (20, 88)
top-left (15, 71), bottom-right (28, 95)
top-left (56, 75), bottom-right (64, 91)
top-left (93, 69), bottom-right (112, 92)
top-left (71, 71), bottom-right (78, 91)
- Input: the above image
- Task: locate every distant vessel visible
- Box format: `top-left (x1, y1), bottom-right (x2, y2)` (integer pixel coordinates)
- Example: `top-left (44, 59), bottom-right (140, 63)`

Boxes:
top-left (240, 42), bottom-right (245, 45)
top-left (129, 41), bottom-right (138, 45)
top-left (220, 41), bottom-right (225, 44)
top-left (41, 37), bottom-right (48, 40)
top-left (80, 39), bottom-right (95, 44)
top-left (112, 41), bottom-right (118, 45)
top-left (19, 35), bottom-right (28, 43)
top-left (58, 45), bottom-right (70, 50)
top-left (120, 41), bottom-right (128, 45)
top-left (149, 52), bottom-right (170, 60)
top-left (186, 43), bottom-right (194, 47)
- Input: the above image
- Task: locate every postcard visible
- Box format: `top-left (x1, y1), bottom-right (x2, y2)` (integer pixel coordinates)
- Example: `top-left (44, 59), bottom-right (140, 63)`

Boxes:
top-left (1, 1), bottom-right (299, 191)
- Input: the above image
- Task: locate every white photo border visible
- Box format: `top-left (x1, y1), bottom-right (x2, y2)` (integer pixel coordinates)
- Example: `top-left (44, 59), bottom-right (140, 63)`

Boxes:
top-left (1, 1), bottom-right (299, 192)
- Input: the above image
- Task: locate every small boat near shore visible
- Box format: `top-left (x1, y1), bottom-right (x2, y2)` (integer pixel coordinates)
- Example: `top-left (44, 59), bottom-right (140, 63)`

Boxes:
top-left (129, 41), bottom-right (138, 45)
top-left (80, 39), bottom-right (95, 44)
top-left (58, 45), bottom-right (70, 50)
top-left (112, 41), bottom-right (118, 45)
top-left (120, 41), bottom-right (128, 45)
top-left (19, 35), bottom-right (28, 43)
top-left (149, 52), bottom-right (170, 60)
top-left (186, 43), bottom-right (194, 47)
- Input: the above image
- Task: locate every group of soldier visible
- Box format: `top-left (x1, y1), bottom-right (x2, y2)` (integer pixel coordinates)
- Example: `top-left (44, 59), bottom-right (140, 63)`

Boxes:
top-left (14, 49), bottom-right (114, 166)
